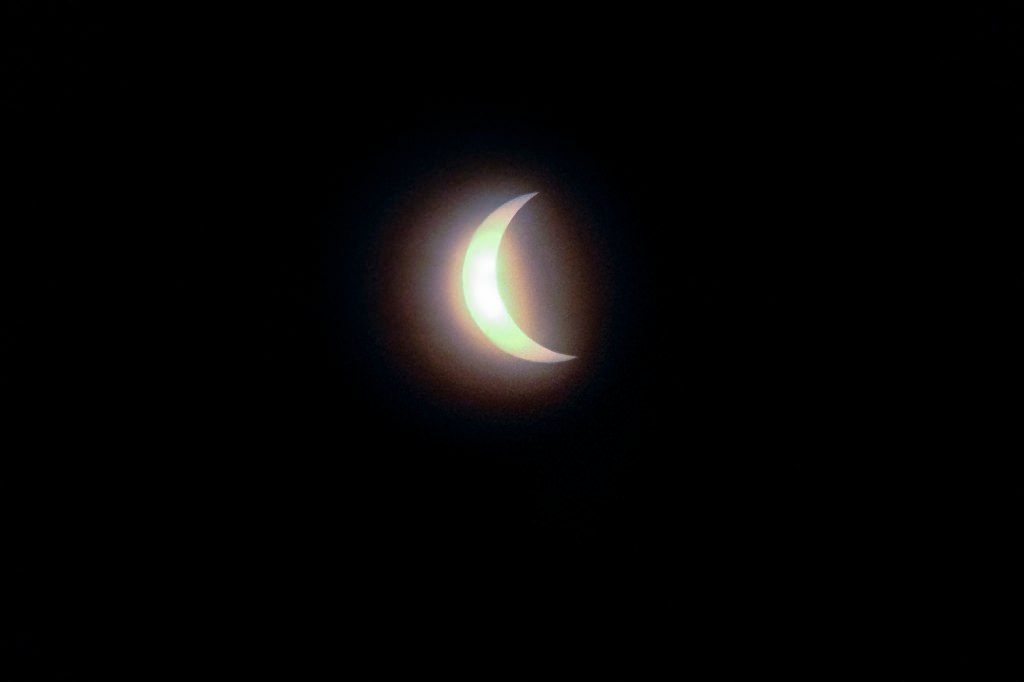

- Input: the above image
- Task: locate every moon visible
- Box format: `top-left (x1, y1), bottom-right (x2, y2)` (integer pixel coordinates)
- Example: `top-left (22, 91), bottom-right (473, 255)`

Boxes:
top-left (461, 193), bottom-right (576, 363)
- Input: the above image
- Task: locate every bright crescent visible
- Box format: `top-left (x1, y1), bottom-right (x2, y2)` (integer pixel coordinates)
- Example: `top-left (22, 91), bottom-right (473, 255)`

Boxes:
top-left (462, 193), bottom-right (575, 363)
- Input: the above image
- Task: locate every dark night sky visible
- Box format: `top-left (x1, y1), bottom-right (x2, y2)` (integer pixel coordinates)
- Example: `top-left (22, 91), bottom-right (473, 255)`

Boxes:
top-left (5, 3), bottom-right (1022, 680)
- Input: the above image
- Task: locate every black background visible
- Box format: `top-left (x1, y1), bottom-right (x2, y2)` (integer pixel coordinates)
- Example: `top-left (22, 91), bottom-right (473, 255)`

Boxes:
top-left (5, 2), bottom-right (1022, 679)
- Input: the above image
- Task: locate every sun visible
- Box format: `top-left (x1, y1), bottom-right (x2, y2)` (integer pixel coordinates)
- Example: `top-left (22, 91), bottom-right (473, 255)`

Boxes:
top-left (461, 193), bottom-right (575, 363)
